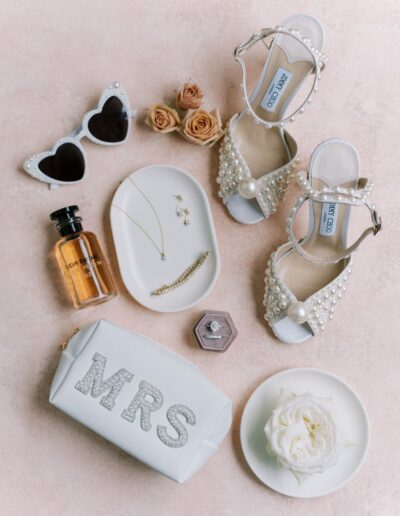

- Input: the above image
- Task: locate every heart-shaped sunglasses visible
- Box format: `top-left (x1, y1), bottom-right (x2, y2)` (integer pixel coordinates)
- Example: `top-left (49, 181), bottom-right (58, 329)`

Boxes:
top-left (23, 81), bottom-right (136, 188)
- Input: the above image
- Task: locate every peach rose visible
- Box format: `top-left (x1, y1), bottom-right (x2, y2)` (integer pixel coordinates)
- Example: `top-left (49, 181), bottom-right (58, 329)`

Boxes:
top-left (181, 108), bottom-right (224, 146)
top-left (176, 83), bottom-right (203, 110)
top-left (145, 103), bottom-right (180, 133)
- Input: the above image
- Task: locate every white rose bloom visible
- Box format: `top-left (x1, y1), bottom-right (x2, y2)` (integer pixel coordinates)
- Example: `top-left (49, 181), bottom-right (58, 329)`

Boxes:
top-left (264, 390), bottom-right (346, 483)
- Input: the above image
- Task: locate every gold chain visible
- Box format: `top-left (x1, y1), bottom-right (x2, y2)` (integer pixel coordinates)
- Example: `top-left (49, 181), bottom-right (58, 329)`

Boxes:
top-left (61, 327), bottom-right (81, 350)
top-left (151, 251), bottom-right (210, 296)
top-left (112, 177), bottom-right (167, 260)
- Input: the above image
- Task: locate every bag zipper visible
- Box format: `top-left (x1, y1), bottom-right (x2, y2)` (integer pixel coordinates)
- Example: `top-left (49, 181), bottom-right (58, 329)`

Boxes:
top-left (61, 327), bottom-right (81, 350)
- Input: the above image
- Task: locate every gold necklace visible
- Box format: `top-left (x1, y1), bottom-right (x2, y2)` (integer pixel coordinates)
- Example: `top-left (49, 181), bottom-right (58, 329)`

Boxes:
top-left (112, 178), bottom-right (167, 260)
top-left (151, 251), bottom-right (210, 296)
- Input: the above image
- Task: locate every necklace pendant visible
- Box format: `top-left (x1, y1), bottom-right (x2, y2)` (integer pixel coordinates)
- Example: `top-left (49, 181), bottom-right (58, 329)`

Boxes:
top-left (161, 253), bottom-right (167, 261)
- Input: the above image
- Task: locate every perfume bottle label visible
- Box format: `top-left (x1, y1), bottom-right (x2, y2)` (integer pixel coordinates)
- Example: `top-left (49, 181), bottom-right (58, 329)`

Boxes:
top-left (261, 67), bottom-right (293, 113)
top-left (319, 202), bottom-right (338, 236)
top-left (55, 231), bottom-right (116, 309)
top-left (65, 254), bottom-right (102, 270)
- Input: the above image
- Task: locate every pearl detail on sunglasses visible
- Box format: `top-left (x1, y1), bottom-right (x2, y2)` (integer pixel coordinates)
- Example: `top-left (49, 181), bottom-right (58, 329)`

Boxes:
top-left (22, 82), bottom-right (134, 186)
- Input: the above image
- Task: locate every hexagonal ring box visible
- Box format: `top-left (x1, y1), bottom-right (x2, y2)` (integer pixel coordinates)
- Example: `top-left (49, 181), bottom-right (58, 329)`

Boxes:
top-left (194, 311), bottom-right (238, 352)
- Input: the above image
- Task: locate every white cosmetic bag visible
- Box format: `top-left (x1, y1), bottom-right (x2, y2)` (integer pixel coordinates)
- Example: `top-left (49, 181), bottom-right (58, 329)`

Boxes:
top-left (49, 320), bottom-right (232, 483)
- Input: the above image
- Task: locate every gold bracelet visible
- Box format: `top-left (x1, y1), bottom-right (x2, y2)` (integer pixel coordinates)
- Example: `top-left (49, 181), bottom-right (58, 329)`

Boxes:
top-left (151, 251), bottom-right (210, 296)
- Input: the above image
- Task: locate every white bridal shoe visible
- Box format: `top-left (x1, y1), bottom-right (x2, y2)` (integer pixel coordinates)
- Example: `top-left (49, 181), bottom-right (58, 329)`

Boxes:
top-left (217, 14), bottom-right (327, 224)
top-left (264, 139), bottom-right (382, 344)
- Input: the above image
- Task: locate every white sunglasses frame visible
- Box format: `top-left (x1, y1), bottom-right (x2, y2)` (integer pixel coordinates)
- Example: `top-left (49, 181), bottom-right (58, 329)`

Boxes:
top-left (23, 81), bottom-right (136, 188)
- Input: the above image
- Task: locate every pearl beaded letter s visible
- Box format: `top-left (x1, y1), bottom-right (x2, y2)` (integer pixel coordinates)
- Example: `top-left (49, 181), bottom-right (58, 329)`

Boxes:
top-left (157, 404), bottom-right (196, 448)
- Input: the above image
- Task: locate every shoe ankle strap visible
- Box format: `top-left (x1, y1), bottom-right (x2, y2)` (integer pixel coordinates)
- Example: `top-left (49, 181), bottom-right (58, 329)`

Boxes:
top-left (234, 26), bottom-right (328, 128)
top-left (286, 175), bottom-right (382, 264)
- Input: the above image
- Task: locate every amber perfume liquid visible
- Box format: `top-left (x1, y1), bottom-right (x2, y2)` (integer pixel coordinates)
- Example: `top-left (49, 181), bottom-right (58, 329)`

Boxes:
top-left (50, 206), bottom-right (117, 309)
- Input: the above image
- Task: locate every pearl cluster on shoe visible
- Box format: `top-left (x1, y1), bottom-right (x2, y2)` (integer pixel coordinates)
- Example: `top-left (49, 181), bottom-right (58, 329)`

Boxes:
top-left (263, 251), bottom-right (296, 324)
top-left (263, 247), bottom-right (353, 335)
top-left (217, 118), bottom-right (300, 217)
top-left (295, 171), bottom-right (375, 205)
top-left (217, 122), bottom-right (250, 205)
top-left (256, 161), bottom-right (299, 216)
top-left (284, 173), bottom-right (377, 242)
top-left (301, 263), bottom-right (352, 334)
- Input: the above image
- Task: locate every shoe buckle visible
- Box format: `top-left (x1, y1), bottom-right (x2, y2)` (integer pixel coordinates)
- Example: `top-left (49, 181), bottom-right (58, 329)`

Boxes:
top-left (372, 209), bottom-right (382, 235)
top-left (233, 46), bottom-right (244, 60)
top-left (260, 28), bottom-right (274, 49)
top-left (261, 36), bottom-right (274, 51)
top-left (234, 34), bottom-right (262, 60)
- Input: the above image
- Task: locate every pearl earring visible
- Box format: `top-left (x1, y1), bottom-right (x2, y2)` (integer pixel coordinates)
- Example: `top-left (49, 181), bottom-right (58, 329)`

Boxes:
top-left (175, 194), bottom-right (191, 226)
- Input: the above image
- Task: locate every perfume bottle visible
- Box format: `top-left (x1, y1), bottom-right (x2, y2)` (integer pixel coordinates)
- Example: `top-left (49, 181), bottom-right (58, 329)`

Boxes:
top-left (50, 206), bottom-right (117, 309)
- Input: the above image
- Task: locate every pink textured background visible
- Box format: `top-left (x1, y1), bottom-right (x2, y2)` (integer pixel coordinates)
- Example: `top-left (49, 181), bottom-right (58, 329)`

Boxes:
top-left (1, 0), bottom-right (399, 514)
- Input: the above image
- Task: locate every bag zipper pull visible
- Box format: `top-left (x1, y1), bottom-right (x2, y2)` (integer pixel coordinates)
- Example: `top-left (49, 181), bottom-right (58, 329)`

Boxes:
top-left (61, 327), bottom-right (81, 350)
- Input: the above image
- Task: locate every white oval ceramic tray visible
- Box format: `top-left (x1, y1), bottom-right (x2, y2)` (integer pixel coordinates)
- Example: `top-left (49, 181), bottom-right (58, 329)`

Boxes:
top-left (110, 164), bottom-right (220, 312)
top-left (240, 368), bottom-right (370, 498)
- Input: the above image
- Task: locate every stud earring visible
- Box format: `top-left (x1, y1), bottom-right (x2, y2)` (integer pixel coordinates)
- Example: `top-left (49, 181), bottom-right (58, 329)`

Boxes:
top-left (175, 194), bottom-right (191, 226)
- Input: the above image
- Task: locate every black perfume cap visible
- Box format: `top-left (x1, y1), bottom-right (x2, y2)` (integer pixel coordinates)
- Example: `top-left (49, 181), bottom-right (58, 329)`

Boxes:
top-left (50, 205), bottom-right (83, 237)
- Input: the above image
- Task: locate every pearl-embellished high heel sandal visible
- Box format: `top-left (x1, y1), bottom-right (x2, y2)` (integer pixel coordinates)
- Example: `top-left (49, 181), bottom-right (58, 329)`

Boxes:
top-left (264, 139), bottom-right (382, 344)
top-left (218, 14), bottom-right (327, 224)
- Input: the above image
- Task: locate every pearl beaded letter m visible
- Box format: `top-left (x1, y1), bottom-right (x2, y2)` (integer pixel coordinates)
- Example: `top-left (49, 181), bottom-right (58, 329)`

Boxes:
top-left (75, 352), bottom-right (134, 410)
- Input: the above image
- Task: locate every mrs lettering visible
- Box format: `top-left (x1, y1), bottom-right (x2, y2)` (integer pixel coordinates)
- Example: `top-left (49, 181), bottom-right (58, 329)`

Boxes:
top-left (75, 352), bottom-right (196, 448)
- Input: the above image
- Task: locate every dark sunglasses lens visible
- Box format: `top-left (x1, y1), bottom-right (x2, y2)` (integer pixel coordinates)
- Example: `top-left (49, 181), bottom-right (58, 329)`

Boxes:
top-left (88, 96), bottom-right (128, 143)
top-left (38, 143), bottom-right (85, 182)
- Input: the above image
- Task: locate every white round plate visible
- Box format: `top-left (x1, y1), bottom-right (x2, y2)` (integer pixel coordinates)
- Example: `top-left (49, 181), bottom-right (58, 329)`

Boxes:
top-left (240, 368), bottom-right (370, 498)
top-left (110, 164), bottom-right (220, 312)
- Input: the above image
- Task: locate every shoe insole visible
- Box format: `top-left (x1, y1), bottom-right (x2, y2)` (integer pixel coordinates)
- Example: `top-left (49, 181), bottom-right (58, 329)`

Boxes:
top-left (277, 140), bottom-right (360, 300)
top-left (234, 46), bottom-right (314, 179)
